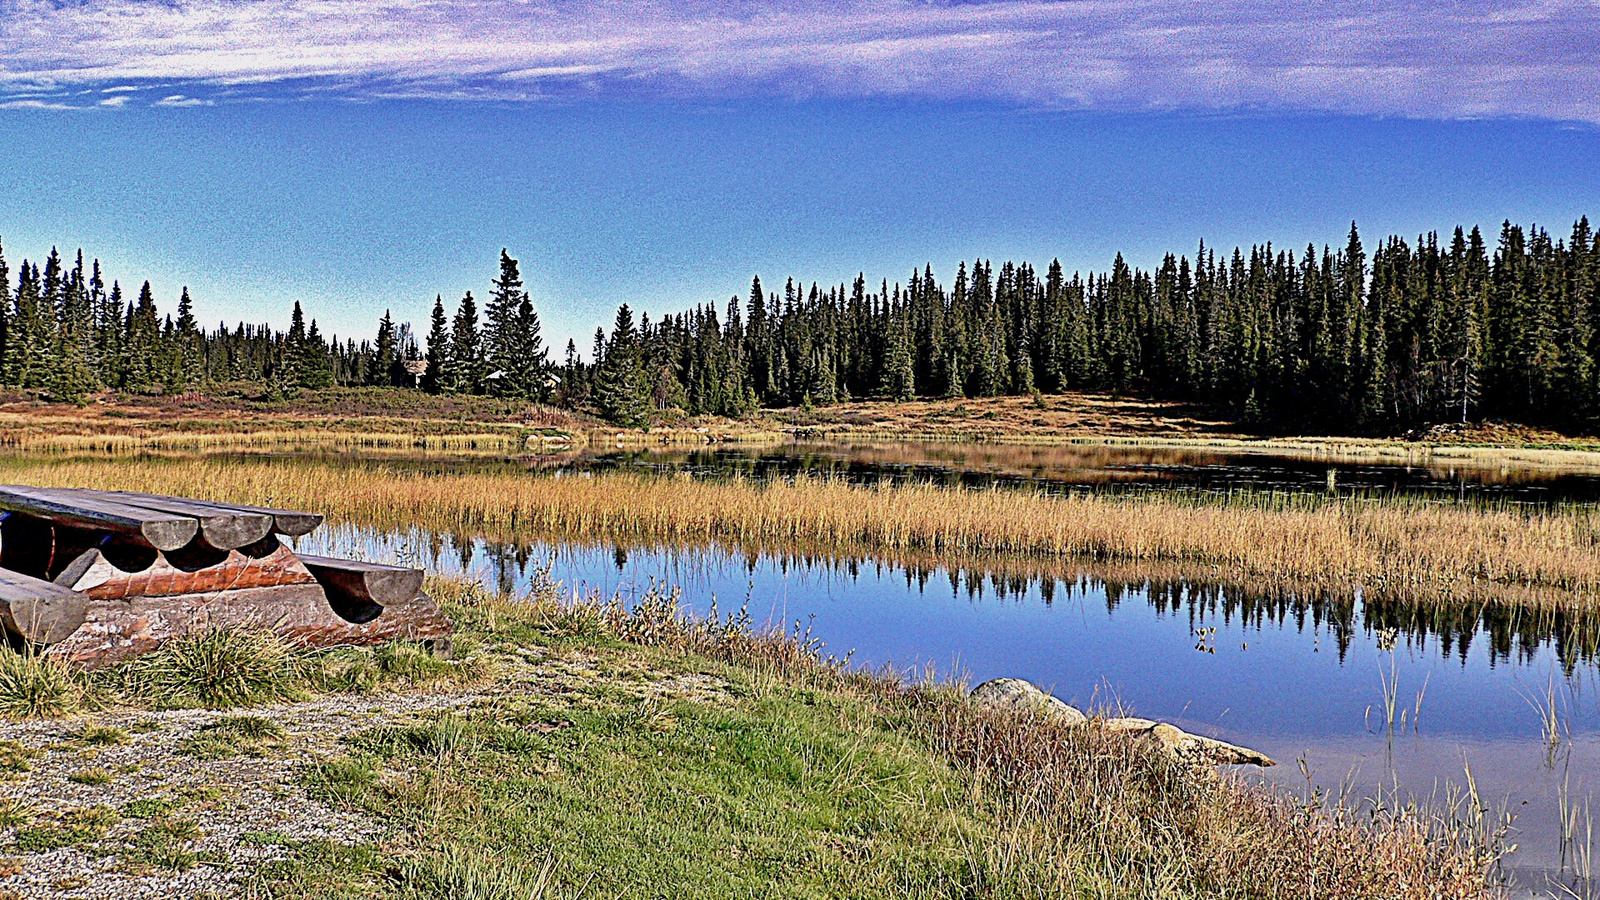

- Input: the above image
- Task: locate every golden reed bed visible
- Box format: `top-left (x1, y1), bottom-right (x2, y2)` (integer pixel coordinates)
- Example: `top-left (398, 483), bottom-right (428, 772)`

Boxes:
top-left (5, 454), bottom-right (1599, 611)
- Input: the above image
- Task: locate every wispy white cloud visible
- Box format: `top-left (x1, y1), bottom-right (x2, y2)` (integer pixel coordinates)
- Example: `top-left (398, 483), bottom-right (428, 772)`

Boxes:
top-left (154, 94), bottom-right (215, 107)
top-left (0, 98), bottom-right (82, 110)
top-left (0, 0), bottom-right (1596, 120)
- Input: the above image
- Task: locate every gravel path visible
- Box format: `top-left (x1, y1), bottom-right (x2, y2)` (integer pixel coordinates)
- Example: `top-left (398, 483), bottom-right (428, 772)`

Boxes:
top-left (0, 643), bottom-right (732, 899)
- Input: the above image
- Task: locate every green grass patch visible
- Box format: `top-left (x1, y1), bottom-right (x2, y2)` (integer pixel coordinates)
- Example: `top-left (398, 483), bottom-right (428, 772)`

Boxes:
top-left (118, 818), bottom-right (203, 873)
top-left (69, 724), bottom-right (129, 746)
top-left (122, 797), bottom-right (179, 820)
top-left (285, 691), bottom-right (1019, 900)
top-left (67, 767), bottom-right (113, 785)
top-left (0, 739), bottom-right (38, 773)
top-left (179, 715), bottom-right (288, 759)
top-left (11, 806), bottom-right (118, 852)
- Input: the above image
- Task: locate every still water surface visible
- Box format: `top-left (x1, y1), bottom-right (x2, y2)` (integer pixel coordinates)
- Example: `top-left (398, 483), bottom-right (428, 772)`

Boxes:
top-left (569, 439), bottom-right (1600, 504)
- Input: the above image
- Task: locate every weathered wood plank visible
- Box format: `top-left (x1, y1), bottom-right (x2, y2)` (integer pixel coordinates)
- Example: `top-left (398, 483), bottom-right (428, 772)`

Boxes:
top-left (88, 491), bottom-right (324, 538)
top-left (0, 567), bottom-right (89, 645)
top-left (0, 485), bottom-right (198, 551)
top-left (55, 489), bottom-right (274, 551)
top-left (297, 555), bottom-right (423, 624)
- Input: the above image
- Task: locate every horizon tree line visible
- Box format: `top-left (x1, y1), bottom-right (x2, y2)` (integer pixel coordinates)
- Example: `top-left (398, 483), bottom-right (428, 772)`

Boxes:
top-left (3, 215), bottom-right (1597, 434)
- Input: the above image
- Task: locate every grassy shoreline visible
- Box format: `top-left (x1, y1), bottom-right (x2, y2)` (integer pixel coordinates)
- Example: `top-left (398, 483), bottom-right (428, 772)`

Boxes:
top-left (9, 387), bottom-right (1600, 467)
top-left (0, 577), bottom-right (1501, 899)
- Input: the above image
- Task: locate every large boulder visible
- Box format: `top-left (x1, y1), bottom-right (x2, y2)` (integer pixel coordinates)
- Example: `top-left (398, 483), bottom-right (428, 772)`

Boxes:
top-left (968, 677), bottom-right (1089, 726)
top-left (968, 679), bottom-right (1274, 768)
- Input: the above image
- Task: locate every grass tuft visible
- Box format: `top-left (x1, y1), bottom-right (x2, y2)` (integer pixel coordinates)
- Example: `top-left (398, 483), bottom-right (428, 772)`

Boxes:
top-left (0, 652), bottom-right (83, 719)
top-left (0, 799), bottom-right (33, 829)
top-left (180, 715), bottom-right (288, 759)
top-left (69, 724), bottom-right (129, 746)
top-left (115, 630), bottom-right (308, 710)
top-left (398, 846), bottom-right (557, 900)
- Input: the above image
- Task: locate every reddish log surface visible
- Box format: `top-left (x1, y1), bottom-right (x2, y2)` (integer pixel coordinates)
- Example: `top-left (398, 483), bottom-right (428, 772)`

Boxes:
top-left (56, 541), bottom-right (317, 600)
top-left (45, 582), bottom-right (454, 668)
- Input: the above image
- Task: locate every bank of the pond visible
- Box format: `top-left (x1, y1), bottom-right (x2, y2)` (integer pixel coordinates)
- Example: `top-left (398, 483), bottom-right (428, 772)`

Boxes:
top-left (0, 578), bottom-right (1498, 900)
top-left (7, 455), bottom-right (1600, 613)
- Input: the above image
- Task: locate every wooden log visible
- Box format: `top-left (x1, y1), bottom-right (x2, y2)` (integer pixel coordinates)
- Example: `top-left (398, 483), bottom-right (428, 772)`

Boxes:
top-left (0, 486), bottom-right (197, 552)
top-left (297, 555), bottom-right (424, 625)
top-left (0, 567), bottom-right (89, 645)
top-left (91, 491), bottom-right (324, 538)
top-left (56, 541), bottom-right (317, 600)
top-left (55, 489), bottom-right (273, 551)
top-left (45, 581), bottom-right (454, 669)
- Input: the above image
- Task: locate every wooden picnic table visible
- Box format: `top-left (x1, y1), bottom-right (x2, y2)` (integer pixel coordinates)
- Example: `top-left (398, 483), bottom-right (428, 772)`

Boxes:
top-left (0, 486), bottom-right (453, 667)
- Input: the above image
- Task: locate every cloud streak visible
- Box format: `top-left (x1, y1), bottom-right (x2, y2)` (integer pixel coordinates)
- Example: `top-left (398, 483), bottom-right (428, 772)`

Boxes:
top-left (1, 0), bottom-right (1597, 120)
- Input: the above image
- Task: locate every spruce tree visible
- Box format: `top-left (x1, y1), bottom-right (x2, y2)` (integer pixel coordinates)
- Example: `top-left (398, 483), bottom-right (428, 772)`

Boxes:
top-left (595, 304), bottom-right (651, 426)
top-left (422, 295), bottom-right (451, 395)
top-left (372, 310), bottom-right (397, 387)
top-left (448, 291), bottom-right (483, 394)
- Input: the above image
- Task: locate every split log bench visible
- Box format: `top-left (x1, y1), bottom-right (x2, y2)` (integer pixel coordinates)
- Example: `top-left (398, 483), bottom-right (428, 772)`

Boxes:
top-left (0, 485), bottom-right (453, 668)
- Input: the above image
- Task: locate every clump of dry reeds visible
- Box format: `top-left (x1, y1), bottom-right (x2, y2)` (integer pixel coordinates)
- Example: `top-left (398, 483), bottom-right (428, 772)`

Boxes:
top-left (12, 456), bottom-right (1600, 612)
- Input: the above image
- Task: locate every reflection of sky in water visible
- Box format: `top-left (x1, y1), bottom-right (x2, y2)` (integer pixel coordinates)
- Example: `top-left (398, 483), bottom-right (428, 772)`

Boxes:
top-left (295, 524), bottom-right (1600, 895)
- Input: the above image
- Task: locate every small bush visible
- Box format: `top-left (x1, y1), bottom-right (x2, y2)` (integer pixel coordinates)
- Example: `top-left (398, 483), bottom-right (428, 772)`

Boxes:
top-left (68, 768), bottom-right (113, 785)
top-left (116, 630), bottom-right (308, 710)
top-left (0, 652), bottom-right (83, 719)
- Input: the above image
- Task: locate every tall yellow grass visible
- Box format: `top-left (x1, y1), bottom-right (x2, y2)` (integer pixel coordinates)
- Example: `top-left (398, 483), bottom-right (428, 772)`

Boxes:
top-left (2, 430), bottom-right (549, 454)
top-left (6, 455), bottom-right (1600, 610)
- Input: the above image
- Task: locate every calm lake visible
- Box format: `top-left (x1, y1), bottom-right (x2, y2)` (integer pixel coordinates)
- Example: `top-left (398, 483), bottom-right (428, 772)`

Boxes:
top-left (139, 440), bottom-right (1600, 895)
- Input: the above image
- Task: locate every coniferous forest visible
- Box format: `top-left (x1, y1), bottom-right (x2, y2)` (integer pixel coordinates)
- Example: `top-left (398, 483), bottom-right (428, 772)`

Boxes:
top-left (4, 216), bottom-right (1598, 435)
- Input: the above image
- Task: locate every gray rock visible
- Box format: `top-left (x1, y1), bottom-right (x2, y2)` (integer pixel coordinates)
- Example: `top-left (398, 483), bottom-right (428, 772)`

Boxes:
top-left (1101, 716), bottom-right (1276, 768)
top-left (968, 677), bottom-right (1088, 726)
top-left (969, 679), bottom-right (1274, 768)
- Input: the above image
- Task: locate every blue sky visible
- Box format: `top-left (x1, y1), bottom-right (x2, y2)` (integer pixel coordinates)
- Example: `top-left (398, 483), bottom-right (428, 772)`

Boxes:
top-left (0, 0), bottom-right (1597, 348)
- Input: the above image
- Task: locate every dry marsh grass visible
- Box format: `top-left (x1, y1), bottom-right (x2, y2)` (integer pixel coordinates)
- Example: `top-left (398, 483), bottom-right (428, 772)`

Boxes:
top-left (9, 455), bottom-right (1600, 612)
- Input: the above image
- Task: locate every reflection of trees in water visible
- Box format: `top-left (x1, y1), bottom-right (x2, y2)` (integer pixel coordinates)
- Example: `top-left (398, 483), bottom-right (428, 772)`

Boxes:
top-left (405, 515), bottom-right (1600, 673)
top-left (572, 441), bottom-right (1600, 502)
top-left (468, 531), bottom-right (1600, 671)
